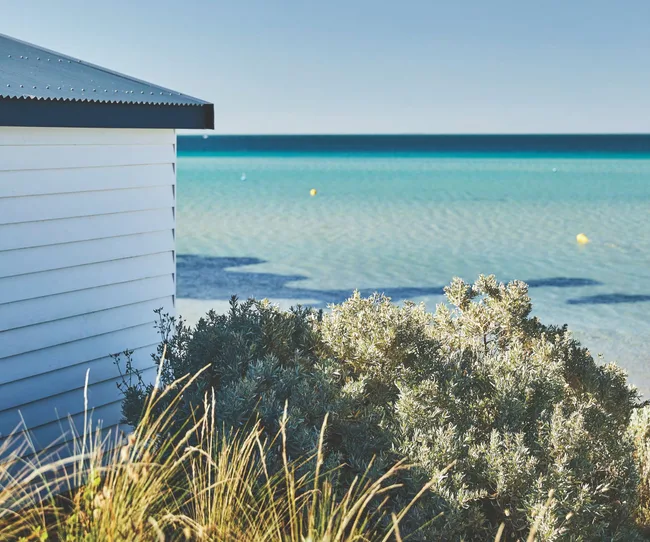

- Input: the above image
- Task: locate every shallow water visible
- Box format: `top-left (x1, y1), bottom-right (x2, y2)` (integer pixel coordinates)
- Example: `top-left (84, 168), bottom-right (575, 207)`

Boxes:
top-left (175, 152), bottom-right (650, 397)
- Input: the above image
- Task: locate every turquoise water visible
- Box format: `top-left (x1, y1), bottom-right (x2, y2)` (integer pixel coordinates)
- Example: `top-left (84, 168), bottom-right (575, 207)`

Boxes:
top-left (175, 152), bottom-right (650, 396)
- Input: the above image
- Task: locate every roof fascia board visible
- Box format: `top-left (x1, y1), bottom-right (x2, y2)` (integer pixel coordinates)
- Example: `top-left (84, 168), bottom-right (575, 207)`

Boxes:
top-left (0, 97), bottom-right (214, 129)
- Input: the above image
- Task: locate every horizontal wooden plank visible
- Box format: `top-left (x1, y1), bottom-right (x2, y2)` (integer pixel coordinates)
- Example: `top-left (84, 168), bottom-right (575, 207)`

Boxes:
top-left (0, 252), bottom-right (174, 305)
top-left (0, 164), bottom-right (175, 198)
top-left (0, 296), bottom-right (173, 359)
top-left (0, 208), bottom-right (175, 251)
top-left (0, 401), bottom-right (125, 457)
top-left (0, 346), bottom-right (156, 413)
top-left (0, 275), bottom-right (175, 331)
top-left (0, 422), bottom-right (130, 482)
top-left (0, 127), bottom-right (175, 146)
top-left (0, 185), bottom-right (174, 225)
top-left (0, 144), bottom-right (175, 171)
top-left (0, 230), bottom-right (174, 278)
top-left (0, 376), bottom-right (133, 434)
top-left (0, 367), bottom-right (157, 438)
top-left (0, 323), bottom-right (161, 385)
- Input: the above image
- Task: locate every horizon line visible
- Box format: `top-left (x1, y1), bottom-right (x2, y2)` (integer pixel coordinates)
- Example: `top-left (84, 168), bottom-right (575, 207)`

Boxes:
top-left (179, 132), bottom-right (650, 137)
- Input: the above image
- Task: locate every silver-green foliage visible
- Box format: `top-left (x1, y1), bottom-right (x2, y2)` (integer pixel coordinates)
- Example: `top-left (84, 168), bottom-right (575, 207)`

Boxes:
top-left (118, 276), bottom-right (645, 540)
top-left (320, 276), bottom-right (642, 539)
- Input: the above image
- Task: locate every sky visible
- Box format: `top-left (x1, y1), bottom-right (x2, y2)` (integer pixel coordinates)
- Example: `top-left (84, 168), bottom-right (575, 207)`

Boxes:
top-left (3, 0), bottom-right (650, 134)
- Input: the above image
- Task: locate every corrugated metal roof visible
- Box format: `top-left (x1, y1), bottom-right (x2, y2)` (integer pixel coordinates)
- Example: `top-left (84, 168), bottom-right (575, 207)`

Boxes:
top-left (0, 33), bottom-right (209, 106)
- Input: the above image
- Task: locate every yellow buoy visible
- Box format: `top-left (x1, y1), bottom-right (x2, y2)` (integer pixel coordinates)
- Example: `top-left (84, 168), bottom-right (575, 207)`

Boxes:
top-left (310, 188), bottom-right (317, 196)
top-left (576, 233), bottom-right (590, 245)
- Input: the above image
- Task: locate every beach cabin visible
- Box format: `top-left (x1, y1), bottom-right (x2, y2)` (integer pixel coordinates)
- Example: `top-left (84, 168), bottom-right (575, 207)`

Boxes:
top-left (0, 34), bottom-right (213, 454)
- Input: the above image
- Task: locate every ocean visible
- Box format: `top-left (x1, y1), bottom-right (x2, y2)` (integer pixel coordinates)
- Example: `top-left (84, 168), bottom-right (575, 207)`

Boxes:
top-left (175, 135), bottom-right (650, 397)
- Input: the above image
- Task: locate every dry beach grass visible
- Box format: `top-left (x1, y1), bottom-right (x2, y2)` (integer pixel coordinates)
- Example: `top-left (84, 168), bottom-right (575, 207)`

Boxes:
top-left (0, 356), bottom-right (430, 542)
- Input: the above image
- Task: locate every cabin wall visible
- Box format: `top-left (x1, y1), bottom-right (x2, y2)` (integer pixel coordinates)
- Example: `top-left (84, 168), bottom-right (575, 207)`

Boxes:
top-left (0, 127), bottom-right (176, 453)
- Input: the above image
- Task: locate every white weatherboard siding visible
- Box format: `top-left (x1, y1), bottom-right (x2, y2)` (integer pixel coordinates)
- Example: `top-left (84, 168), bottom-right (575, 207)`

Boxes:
top-left (0, 127), bottom-right (176, 452)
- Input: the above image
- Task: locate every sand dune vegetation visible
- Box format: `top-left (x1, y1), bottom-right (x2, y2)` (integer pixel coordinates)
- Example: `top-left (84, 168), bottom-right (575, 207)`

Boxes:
top-left (2, 276), bottom-right (650, 540)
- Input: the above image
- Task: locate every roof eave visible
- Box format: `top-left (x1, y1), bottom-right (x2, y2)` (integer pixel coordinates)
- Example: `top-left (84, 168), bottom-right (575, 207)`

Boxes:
top-left (0, 97), bottom-right (214, 129)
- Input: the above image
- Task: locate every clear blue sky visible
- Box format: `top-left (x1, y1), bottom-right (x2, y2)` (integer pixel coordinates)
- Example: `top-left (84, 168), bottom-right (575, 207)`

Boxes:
top-left (3, 0), bottom-right (650, 134)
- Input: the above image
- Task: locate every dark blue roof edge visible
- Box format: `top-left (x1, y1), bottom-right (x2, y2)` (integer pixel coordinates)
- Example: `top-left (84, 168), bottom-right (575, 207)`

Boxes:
top-left (0, 32), bottom-right (211, 106)
top-left (0, 96), bottom-right (214, 129)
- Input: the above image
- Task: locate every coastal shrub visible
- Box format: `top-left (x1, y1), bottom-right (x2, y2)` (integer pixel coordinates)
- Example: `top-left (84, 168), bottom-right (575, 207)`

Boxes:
top-left (119, 276), bottom-right (645, 540)
top-left (119, 299), bottom-right (345, 469)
